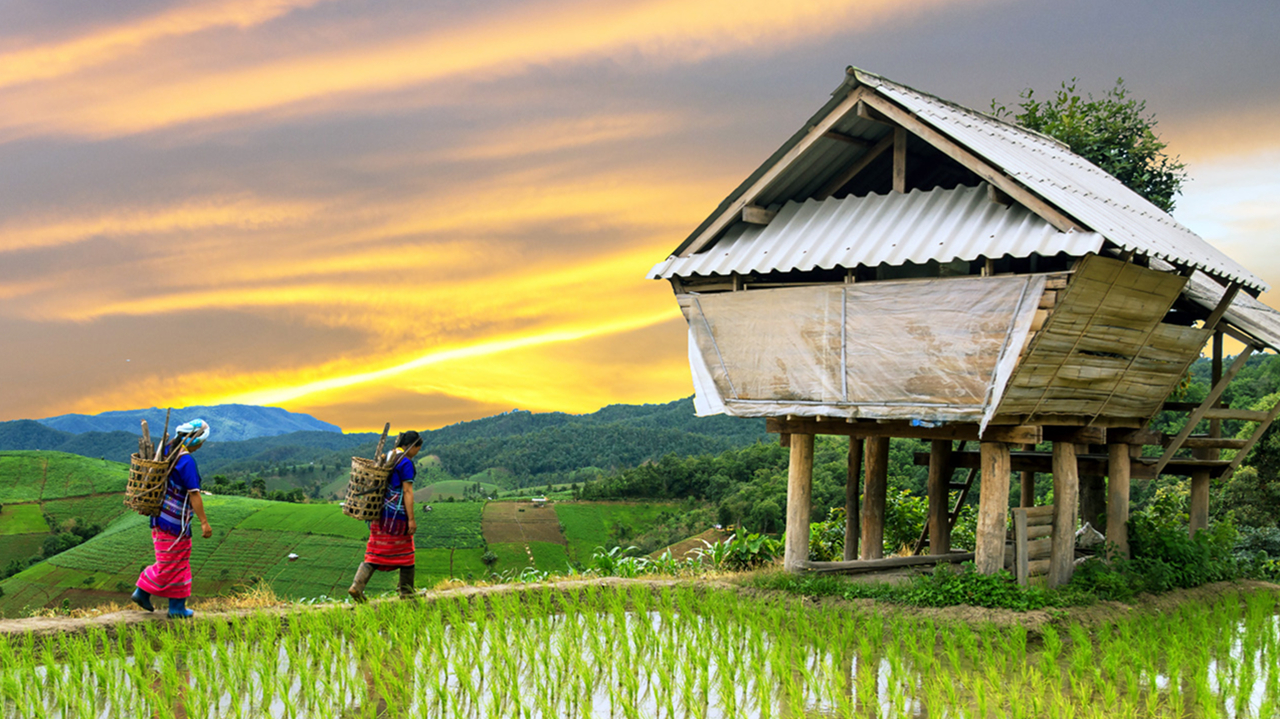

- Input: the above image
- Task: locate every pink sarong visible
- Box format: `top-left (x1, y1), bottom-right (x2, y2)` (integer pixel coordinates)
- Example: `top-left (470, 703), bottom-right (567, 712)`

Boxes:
top-left (137, 528), bottom-right (193, 599)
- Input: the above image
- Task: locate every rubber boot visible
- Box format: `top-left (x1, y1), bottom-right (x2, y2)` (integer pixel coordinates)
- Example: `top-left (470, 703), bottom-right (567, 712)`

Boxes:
top-left (131, 587), bottom-right (154, 612)
top-left (398, 565), bottom-right (416, 599)
top-left (348, 562), bottom-right (374, 603)
top-left (167, 597), bottom-right (194, 619)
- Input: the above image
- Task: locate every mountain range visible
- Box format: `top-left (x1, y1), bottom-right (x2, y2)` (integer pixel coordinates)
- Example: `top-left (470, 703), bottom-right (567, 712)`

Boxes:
top-left (37, 404), bottom-right (340, 442)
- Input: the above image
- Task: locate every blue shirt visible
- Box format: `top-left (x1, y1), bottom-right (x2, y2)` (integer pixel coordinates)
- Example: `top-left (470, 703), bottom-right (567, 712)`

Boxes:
top-left (151, 451), bottom-right (201, 536)
top-left (377, 454), bottom-right (415, 535)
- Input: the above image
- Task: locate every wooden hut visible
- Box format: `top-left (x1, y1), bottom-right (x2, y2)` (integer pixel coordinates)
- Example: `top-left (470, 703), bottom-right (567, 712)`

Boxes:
top-left (648, 68), bottom-right (1280, 586)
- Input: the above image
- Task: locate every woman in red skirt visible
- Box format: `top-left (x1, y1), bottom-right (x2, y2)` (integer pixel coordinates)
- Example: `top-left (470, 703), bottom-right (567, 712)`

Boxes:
top-left (132, 419), bottom-right (213, 618)
top-left (349, 431), bottom-right (421, 601)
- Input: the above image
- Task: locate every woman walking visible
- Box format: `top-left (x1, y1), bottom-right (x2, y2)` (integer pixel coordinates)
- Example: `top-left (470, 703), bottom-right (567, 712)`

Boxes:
top-left (349, 431), bottom-right (421, 601)
top-left (131, 419), bottom-right (212, 618)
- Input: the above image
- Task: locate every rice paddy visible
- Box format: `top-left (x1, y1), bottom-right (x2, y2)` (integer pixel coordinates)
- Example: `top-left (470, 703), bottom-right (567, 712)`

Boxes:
top-left (1, 583), bottom-right (1277, 718)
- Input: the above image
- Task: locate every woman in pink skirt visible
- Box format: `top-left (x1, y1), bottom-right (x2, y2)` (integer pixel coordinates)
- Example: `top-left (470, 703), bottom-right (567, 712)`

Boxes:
top-left (132, 419), bottom-right (213, 618)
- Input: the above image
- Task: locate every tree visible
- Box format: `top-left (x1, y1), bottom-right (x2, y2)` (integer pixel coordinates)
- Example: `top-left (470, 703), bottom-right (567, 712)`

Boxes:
top-left (993, 79), bottom-right (1187, 212)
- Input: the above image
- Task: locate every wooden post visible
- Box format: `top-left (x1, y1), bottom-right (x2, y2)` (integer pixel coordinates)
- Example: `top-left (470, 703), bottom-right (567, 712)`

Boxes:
top-left (844, 438), bottom-right (863, 561)
top-left (927, 440), bottom-right (952, 555)
top-left (975, 442), bottom-right (1011, 574)
top-left (1190, 465), bottom-right (1211, 537)
top-left (860, 436), bottom-right (889, 560)
top-left (1012, 508), bottom-right (1030, 586)
top-left (1080, 473), bottom-right (1106, 532)
top-left (1107, 443), bottom-right (1130, 558)
top-left (784, 433), bottom-right (815, 572)
top-left (1049, 442), bottom-right (1079, 588)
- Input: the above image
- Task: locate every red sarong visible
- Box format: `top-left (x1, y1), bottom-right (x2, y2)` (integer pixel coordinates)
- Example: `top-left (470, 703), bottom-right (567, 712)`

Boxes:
top-left (365, 522), bottom-right (415, 568)
top-left (137, 528), bottom-right (193, 598)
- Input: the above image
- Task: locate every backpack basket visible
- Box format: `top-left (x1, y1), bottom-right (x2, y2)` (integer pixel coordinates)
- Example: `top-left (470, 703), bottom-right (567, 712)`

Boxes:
top-left (125, 453), bottom-right (176, 517)
top-left (343, 456), bottom-right (393, 521)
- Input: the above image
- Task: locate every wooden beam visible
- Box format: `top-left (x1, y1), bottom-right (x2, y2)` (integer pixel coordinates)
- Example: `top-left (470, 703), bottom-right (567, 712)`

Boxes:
top-left (1108, 427), bottom-right (1161, 446)
top-left (861, 436), bottom-right (889, 560)
top-left (926, 440), bottom-right (952, 555)
top-left (892, 126), bottom-right (907, 193)
top-left (1012, 507), bottom-right (1030, 585)
top-left (914, 450), bottom-right (1229, 479)
top-left (858, 93), bottom-right (1084, 233)
top-left (1154, 347), bottom-right (1254, 476)
top-left (680, 86), bottom-right (871, 257)
top-left (805, 552), bottom-right (974, 574)
top-left (1049, 442), bottom-right (1079, 588)
top-left (1043, 426), bottom-right (1106, 445)
top-left (988, 184), bottom-right (1013, 206)
top-left (783, 433), bottom-right (814, 573)
top-left (822, 130), bottom-right (871, 147)
top-left (741, 205), bottom-right (776, 225)
top-left (815, 133), bottom-right (895, 199)
top-left (975, 442), bottom-right (1011, 575)
top-left (844, 438), bottom-right (863, 561)
top-left (1107, 443), bottom-right (1130, 559)
top-left (765, 417), bottom-right (1041, 444)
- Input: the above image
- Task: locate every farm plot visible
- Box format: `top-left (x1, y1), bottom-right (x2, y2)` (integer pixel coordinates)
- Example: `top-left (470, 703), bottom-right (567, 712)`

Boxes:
top-left (42, 494), bottom-right (129, 528)
top-left (0, 451), bottom-right (127, 501)
top-left (0, 504), bottom-right (48, 535)
top-left (481, 502), bottom-right (564, 545)
top-left (415, 502), bottom-right (484, 549)
top-left (235, 503), bottom-right (367, 540)
top-left (554, 502), bottom-right (675, 562)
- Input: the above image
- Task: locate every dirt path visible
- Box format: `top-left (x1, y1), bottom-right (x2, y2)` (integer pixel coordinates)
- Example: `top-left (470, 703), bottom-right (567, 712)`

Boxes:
top-left (2, 577), bottom-right (1276, 642)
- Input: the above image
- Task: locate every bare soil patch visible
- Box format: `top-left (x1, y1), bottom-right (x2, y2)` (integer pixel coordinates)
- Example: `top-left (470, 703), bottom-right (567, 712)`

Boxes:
top-left (481, 502), bottom-right (565, 544)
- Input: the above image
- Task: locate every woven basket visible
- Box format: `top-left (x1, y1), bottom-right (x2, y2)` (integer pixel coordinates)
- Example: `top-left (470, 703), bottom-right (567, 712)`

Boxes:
top-left (125, 453), bottom-right (173, 517)
top-left (343, 456), bottom-right (392, 521)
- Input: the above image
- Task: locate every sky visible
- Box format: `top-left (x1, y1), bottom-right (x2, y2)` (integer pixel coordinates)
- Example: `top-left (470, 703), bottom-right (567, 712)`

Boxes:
top-left (2, 0), bottom-right (1278, 432)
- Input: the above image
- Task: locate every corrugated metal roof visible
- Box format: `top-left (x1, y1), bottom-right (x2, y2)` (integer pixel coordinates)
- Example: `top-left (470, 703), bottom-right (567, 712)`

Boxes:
top-left (649, 183), bottom-right (1103, 279)
top-left (1148, 258), bottom-right (1280, 352)
top-left (664, 68), bottom-right (1268, 293)
top-left (859, 72), bottom-right (1267, 292)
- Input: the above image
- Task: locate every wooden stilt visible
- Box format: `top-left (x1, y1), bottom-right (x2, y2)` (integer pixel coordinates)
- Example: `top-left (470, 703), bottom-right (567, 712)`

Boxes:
top-left (844, 438), bottom-right (863, 561)
top-left (1049, 441), bottom-right (1079, 588)
top-left (975, 441), bottom-right (1011, 574)
top-left (784, 433), bottom-right (814, 573)
top-left (927, 440), bottom-right (952, 555)
top-left (860, 436), bottom-right (889, 560)
top-left (1019, 443), bottom-right (1036, 508)
top-left (1107, 443), bottom-right (1130, 558)
top-left (1190, 466), bottom-right (1210, 537)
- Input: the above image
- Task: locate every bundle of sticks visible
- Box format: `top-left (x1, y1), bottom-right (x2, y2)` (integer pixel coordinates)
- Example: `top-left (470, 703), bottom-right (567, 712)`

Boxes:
top-left (137, 408), bottom-right (172, 461)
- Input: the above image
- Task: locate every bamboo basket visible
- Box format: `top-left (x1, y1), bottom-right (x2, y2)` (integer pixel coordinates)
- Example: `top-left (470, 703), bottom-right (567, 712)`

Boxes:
top-left (343, 456), bottom-right (392, 521)
top-left (125, 453), bottom-right (174, 517)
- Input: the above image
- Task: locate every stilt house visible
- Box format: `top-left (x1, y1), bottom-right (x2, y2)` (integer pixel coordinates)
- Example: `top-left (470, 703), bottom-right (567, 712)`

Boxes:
top-left (648, 68), bottom-right (1280, 585)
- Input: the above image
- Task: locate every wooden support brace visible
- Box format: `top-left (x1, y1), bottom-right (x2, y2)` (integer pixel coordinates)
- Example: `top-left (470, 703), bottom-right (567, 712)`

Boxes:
top-left (1107, 443), bottom-right (1130, 558)
top-left (861, 436), bottom-right (889, 560)
top-left (926, 440), bottom-right (952, 555)
top-left (742, 205), bottom-right (776, 225)
top-left (844, 438), bottom-right (863, 561)
top-left (892, 127), bottom-right (907, 193)
top-left (816, 133), bottom-right (895, 199)
top-left (975, 442), bottom-right (1011, 575)
top-left (1154, 346), bottom-right (1254, 476)
top-left (1049, 442), bottom-right (1079, 588)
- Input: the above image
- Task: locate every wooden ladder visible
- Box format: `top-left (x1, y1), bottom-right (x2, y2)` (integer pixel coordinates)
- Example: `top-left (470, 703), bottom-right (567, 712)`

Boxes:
top-left (912, 440), bottom-right (978, 555)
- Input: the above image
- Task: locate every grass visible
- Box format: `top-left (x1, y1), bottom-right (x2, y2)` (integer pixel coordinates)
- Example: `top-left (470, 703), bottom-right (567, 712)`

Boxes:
top-left (417, 479), bottom-right (501, 500)
top-left (0, 503), bottom-right (49, 534)
top-left (234, 502), bottom-right (368, 540)
top-left (414, 501), bottom-right (484, 549)
top-left (41, 494), bottom-right (130, 528)
top-left (0, 533), bottom-right (45, 568)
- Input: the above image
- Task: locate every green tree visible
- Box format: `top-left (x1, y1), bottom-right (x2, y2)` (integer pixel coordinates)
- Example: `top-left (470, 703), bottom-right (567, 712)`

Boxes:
top-left (993, 79), bottom-right (1187, 212)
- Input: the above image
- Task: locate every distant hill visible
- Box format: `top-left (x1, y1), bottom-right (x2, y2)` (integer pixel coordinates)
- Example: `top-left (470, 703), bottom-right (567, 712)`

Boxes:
top-left (38, 405), bottom-right (341, 442)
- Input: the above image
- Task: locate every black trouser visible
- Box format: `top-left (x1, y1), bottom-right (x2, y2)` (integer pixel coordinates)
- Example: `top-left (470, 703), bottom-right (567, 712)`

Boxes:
top-left (351, 561), bottom-right (415, 597)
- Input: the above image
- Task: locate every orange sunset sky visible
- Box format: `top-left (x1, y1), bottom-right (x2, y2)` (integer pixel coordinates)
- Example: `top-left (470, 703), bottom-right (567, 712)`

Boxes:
top-left (3, 0), bottom-right (1279, 432)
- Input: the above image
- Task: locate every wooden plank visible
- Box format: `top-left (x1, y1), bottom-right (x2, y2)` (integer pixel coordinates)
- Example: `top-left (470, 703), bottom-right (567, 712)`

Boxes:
top-left (1203, 408), bottom-right (1269, 422)
top-left (1004, 537), bottom-right (1052, 565)
top-left (741, 205), bottom-right (776, 225)
top-left (1108, 443), bottom-right (1131, 558)
top-left (926, 440), bottom-right (952, 555)
top-left (1179, 437), bottom-right (1248, 450)
top-left (1022, 524), bottom-right (1054, 539)
top-left (892, 126), bottom-right (907, 193)
top-left (844, 438), bottom-right (862, 561)
top-left (1013, 509), bottom-right (1029, 586)
top-left (975, 442), bottom-right (1011, 575)
top-left (1049, 442), bottom-right (1079, 588)
top-left (1027, 559), bottom-right (1052, 576)
top-left (1043, 426), bottom-right (1106, 444)
top-left (804, 552), bottom-right (974, 574)
top-left (784, 433), bottom-right (815, 573)
top-left (681, 85), bottom-right (870, 256)
top-left (816, 132), bottom-right (896, 199)
top-left (1108, 427), bottom-right (1162, 446)
top-left (861, 437), bottom-right (889, 560)
top-left (859, 94), bottom-right (1083, 232)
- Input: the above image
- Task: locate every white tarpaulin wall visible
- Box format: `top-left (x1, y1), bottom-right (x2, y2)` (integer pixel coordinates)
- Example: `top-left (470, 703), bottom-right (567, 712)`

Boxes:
top-left (681, 274), bottom-right (1046, 426)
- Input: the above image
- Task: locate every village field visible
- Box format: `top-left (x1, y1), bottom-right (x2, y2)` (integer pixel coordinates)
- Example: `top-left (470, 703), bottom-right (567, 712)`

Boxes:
top-left (0, 450), bottom-right (679, 617)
